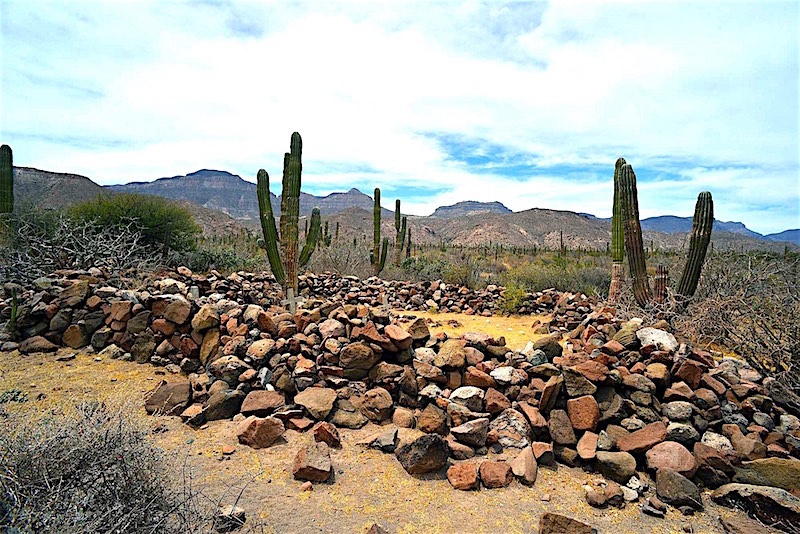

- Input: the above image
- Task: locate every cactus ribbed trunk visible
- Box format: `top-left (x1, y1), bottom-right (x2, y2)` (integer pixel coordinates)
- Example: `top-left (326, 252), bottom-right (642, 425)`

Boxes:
top-left (300, 207), bottom-right (321, 266)
top-left (654, 264), bottom-right (669, 305)
top-left (280, 133), bottom-right (302, 294)
top-left (609, 157), bottom-right (626, 303)
top-left (335, 222), bottom-right (339, 243)
top-left (371, 188), bottom-right (387, 275)
top-left (406, 225), bottom-right (411, 259)
top-left (0, 145), bottom-right (12, 215)
top-left (676, 192), bottom-right (713, 300)
top-left (619, 163), bottom-right (652, 307)
top-left (394, 199), bottom-right (406, 267)
top-left (257, 169), bottom-right (285, 285)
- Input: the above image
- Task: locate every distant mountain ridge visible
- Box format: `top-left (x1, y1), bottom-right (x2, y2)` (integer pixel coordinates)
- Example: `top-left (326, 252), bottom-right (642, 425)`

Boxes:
top-left (108, 169), bottom-right (385, 221)
top-left (431, 200), bottom-right (512, 218)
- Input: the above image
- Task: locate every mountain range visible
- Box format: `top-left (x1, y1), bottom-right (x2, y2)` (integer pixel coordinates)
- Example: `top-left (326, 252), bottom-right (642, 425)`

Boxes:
top-left (10, 166), bottom-right (799, 250)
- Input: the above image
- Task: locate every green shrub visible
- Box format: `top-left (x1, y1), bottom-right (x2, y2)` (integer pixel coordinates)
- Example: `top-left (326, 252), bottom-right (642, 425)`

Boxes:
top-left (501, 259), bottom-right (610, 296)
top-left (499, 283), bottom-right (529, 314)
top-left (69, 193), bottom-right (201, 253)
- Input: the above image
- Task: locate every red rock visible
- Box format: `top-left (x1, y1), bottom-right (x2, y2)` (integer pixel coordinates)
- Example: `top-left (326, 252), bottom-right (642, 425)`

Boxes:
top-left (601, 339), bottom-right (625, 356)
top-left (447, 462), bottom-right (479, 490)
top-left (577, 431), bottom-right (598, 460)
top-left (479, 461), bottom-right (513, 488)
top-left (566, 395), bottom-right (600, 432)
top-left (509, 446), bottom-right (538, 485)
top-left (646, 441), bottom-right (697, 477)
top-left (463, 367), bottom-right (496, 388)
top-left (384, 324), bottom-right (413, 350)
top-left (574, 360), bottom-right (608, 382)
top-left (292, 442), bottom-right (332, 482)
top-left (618, 422), bottom-right (668, 454)
top-left (288, 417), bottom-right (314, 431)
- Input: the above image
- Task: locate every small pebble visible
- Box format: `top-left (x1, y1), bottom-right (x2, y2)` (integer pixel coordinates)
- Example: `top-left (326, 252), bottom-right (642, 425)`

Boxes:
top-left (299, 481), bottom-right (312, 492)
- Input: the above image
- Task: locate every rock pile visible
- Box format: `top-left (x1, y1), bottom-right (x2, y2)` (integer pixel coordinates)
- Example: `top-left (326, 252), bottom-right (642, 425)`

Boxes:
top-left (2, 266), bottom-right (800, 530)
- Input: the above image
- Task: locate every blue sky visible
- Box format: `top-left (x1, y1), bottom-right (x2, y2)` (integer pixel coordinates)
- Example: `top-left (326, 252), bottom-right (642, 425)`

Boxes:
top-left (1, 1), bottom-right (798, 234)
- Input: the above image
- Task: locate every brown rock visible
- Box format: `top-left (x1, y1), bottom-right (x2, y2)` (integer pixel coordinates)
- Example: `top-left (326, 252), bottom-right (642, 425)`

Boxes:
top-left (510, 446), bottom-right (538, 485)
top-left (479, 460), bottom-right (513, 488)
top-left (236, 416), bottom-right (285, 448)
top-left (353, 387), bottom-right (394, 421)
top-left (539, 513), bottom-right (595, 534)
top-left (145, 380), bottom-right (192, 415)
top-left (674, 359), bottom-right (704, 389)
top-left (240, 390), bottom-right (285, 417)
top-left (295, 387), bottom-right (337, 420)
top-left (385, 324), bottom-right (413, 350)
top-left (19, 336), bottom-right (58, 353)
top-left (416, 403), bottom-right (448, 435)
top-left (484, 387), bottom-right (511, 415)
top-left (312, 421), bottom-right (341, 448)
top-left (577, 431), bottom-right (598, 460)
top-left (292, 442), bottom-right (332, 482)
top-left (548, 409), bottom-right (577, 445)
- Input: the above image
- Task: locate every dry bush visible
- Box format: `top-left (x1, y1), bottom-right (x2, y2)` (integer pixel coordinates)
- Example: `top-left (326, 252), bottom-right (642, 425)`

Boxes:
top-left (0, 397), bottom-right (264, 533)
top-left (0, 208), bottom-right (155, 285)
top-left (308, 241), bottom-right (372, 278)
top-left (617, 251), bottom-right (800, 390)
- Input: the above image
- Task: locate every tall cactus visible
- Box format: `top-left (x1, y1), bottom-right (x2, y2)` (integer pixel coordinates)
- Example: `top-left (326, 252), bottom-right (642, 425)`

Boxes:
top-left (609, 157), bottom-right (626, 303)
top-left (676, 192), bottom-right (713, 300)
top-left (394, 199), bottom-right (407, 267)
top-left (371, 188), bottom-right (388, 275)
top-left (654, 264), bottom-right (669, 305)
top-left (406, 225), bottom-right (412, 259)
top-left (618, 163), bottom-right (652, 307)
top-left (257, 132), bottom-right (319, 293)
top-left (0, 144), bottom-right (12, 216)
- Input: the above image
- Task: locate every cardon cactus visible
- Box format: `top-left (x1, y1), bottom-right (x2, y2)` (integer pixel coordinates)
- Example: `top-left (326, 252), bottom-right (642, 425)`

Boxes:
top-left (406, 225), bottom-right (412, 259)
top-left (676, 192), bottom-right (713, 300)
top-left (394, 199), bottom-right (407, 267)
top-left (618, 163), bottom-right (652, 307)
top-left (609, 157), bottom-right (626, 303)
top-left (371, 188), bottom-right (388, 275)
top-left (0, 144), bottom-right (12, 215)
top-left (256, 132), bottom-right (319, 293)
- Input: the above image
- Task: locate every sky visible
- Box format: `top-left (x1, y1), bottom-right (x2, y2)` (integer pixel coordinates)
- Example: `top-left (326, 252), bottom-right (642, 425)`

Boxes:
top-left (1, 1), bottom-right (798, 234)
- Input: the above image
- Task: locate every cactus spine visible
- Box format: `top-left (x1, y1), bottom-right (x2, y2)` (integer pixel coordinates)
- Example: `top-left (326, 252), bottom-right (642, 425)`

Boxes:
top-left (257, 132), bottom-right (319, 293)
top-left (609, 157), bottom-right (626, 303)
top-left (619, 163), bottom-right (652, 307)
top-left (676, 192), bottom-right (713, 300)
top-left (0, 145), bottom-right (11, 216)
top-left (371, 188), bottom-right (388, 275)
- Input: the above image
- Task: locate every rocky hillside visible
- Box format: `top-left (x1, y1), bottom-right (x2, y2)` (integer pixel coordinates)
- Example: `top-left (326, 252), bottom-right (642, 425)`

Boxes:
top-left (13, 167), bottom-right (105, 209)
top-left (431, 201), bottom-right (512, 218)
top-left (108, 170), bottom-right (386, 223)
top-left (12, 167), bottom-right (239, 237)
top-left (766, 229), bottom-right (800, 245)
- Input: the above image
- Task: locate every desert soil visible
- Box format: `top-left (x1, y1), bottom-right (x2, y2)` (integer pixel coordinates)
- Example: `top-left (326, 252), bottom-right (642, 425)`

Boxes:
top-left (0, 318), bottom-right (770, 534)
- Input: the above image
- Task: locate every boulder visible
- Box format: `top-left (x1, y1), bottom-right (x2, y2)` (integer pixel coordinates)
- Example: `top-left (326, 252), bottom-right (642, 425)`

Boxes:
top-left (532, 334), bottom-right (562, 360)
top-left (656, 468), bottom-right (703, 511)
top-left (566, 395), bottom-right (600, 432)
top-left (548, 409), bottom-right (577, 446)
top-left (313, 421), bottom-right (342, 448)
top-left (292, 442), bottom-right (333, 482)
top-left (449, 386), bottom-right (485, 412)
top-left (595, 451), bottom-right (636, 483)
top-left (19, 336), bottom-right (58, 353)
top-left (236, 416), bottom-right (284, 449)
top-left (240, 390), bottom-right (285, 417)
top-left (145, 380), bottom-right (191, 415)
top-left (636, 327), bottom-right (678, 352)
top-left (490, 408), bottom-right (531, 448)
top-left (447, 462), bottom-right (479, 490)
top-left (295, 387), bottom-right (337, 420)
top-left (732, 458), bottom-right (800, 492)
top-left (509, 446), bottom-right (538, 485)
top-left (352, 387), bottom-right (393, 421)
top-left (479, 461), bottom-right (513, 488)
top-left (712, 483), bottom-right (800, 530)
top-left (617, 421), bottom-right (667, 454)
top-left (434, 339), bottom-right (467, 368)
top-left (395, 434), bottom-right (450, 475)
top-left (450, 417), bottom-right (489, 447)
top-left (646, 441), bottom-right (697, 477)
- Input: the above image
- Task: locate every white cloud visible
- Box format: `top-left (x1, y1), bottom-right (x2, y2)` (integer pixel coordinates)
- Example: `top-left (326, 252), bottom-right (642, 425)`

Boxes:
top-left (1, 0), bottom-right (797, 234)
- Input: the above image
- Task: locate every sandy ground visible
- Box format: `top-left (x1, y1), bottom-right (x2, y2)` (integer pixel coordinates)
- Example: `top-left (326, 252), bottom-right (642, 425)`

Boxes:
top-left (0, 342), bottom-right (770, 533)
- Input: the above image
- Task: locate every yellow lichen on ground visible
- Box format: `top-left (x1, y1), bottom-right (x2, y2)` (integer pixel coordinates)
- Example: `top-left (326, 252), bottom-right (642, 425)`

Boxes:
top-left (399, 311), bottom-right (551, 352)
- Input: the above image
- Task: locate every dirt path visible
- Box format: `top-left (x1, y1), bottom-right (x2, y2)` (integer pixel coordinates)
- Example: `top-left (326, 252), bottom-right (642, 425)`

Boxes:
top-left (398, 311), bottom-right (551, 352)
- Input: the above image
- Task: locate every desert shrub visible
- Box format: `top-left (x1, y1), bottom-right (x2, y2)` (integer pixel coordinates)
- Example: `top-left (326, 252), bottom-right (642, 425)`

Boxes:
top-left (70, 193), bottom-right (201, 253)
top-left (0, 208), bottom-right (153, 284)
top-left (441, 256), bottom-right (484, 288)
top-left (0, 400), bottom-right (200, 533)
top-left (400, 256), bottom-right (449, 282)
top-left (499, 283), bottom-right (529, 314)
top-left (501, 257), bottom-right (610, 296)
top-left (307, 240), bottom-right (371, 278)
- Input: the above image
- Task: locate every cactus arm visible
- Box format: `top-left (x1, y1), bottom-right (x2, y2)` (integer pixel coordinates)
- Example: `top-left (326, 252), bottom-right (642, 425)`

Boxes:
top-left (257, 169), bottom-right (286, 285)
top-left (619, 163), bottom-right (653, 307)
top-left (654, 264), bottom-right (669, 305)
top-left (299, 207), bottom-right (321, 267)
top-left (0, 145), bottom-right (12, 215)
top-left (377, 236), bottom-right (389, 275)
top-left (676, 191), bottom-right (713, 299)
